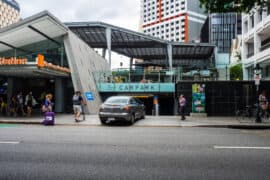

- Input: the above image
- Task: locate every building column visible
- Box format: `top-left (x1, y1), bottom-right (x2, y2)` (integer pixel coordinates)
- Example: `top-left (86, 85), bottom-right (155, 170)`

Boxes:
top-left (167, 44), bottom-right (173, 71)
top-left (54, 78), bottom-right (64, 113)
top-left (254, 32), bottom-right (261, 56)
top-left (7, 78), bottom-right (14, 109)
top-left (174, 96), bottom-right (178, 115)
top-left (60, 45), bottom-right (64, 66)
top-left (242, 66), bottom-right (249, 80)
top-left (102, 48), bottom-right (106, 58)
top-left (129, 58), bottom-right (133, 71)
top-left (106, 28), bottom-right (112, 69)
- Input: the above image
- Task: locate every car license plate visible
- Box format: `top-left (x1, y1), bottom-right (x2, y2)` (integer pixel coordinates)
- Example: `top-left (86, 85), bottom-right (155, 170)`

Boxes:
top-left (108, 117), bottom-right (115, 121)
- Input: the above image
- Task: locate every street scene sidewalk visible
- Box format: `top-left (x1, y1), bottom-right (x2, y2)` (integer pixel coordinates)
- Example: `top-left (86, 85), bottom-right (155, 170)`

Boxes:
top-left (0, 114), bottom-right (270, 129)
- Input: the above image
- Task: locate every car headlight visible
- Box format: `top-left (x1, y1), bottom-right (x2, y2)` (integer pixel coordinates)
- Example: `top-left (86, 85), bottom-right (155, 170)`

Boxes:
top-left (99, 104), bottom-right (105, 111)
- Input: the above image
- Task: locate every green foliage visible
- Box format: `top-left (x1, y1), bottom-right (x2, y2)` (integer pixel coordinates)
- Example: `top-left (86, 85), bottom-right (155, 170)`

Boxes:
top-left (230, 64), bottom-right (243, 80)
top-left (199, 0), bottom-right (269, 13)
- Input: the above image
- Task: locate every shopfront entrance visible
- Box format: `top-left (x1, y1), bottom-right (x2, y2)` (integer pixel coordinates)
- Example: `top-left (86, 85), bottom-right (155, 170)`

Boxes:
top-left (0, 75), bottom-right (73, 117)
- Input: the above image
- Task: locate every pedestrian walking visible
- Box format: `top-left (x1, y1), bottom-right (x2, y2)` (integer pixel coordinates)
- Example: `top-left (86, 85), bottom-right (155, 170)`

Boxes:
top-left (72, 91), bottom-right (85, 122)
top-left (25, 91), bottom-right (38, 117)
top-left (42, 93), bottom-right (55, 125)
top-left (43, 93), bottom-right (53, 112)
top-left (179, 94), bottom-right (186, 120)
top-left (259, 90), bottom-right (269, 119)
top-left (9, 95), bottom-right (18, 117)
top-left (17, 91), bottom-right (26, 116)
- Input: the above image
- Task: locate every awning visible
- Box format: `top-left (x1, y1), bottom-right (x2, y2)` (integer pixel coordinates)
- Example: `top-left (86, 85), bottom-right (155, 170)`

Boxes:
top-left (0, 64), bottom-right (70, 78)
top-left (0, 11), bottom-right (68, 54)
top-left (65, 22), bottom-right (215, 65)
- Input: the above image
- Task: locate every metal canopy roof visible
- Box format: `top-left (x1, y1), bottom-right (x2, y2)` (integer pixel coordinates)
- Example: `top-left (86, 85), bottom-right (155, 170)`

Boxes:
top-left (0, 11), bottom-right (70, 78)
top-left (0, 65), bottom-right (70, 78)
top-left (65, 22), bottom-right (215, 63)
top-left (0, 11), bottom-right (68, 54)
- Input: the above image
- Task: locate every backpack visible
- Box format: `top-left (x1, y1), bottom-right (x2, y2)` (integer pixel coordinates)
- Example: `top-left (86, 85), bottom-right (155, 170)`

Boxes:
top-left (72, 95), bottom-right (80, 105)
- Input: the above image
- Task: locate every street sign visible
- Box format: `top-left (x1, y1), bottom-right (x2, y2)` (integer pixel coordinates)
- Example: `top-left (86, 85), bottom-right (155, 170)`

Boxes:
top-left (85, 92), bottom-right (94, 101)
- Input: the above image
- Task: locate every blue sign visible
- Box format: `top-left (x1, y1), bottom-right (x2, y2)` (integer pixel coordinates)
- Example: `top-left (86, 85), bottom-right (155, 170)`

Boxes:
top-left (85, 92), bottom-right (94, 101)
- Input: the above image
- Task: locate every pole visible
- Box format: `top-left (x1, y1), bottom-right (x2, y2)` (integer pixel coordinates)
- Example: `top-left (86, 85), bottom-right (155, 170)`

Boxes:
top-left (256, 85), bottom-right (261, 123)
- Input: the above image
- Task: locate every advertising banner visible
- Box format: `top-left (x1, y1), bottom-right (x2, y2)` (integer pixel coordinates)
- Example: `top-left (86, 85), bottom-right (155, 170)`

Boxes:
top-left (192, 83), bottom-right (206, 113)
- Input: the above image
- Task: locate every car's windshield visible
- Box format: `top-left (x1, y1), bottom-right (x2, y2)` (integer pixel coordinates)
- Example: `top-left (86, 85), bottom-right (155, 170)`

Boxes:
top-left (105, 97), bottom-right (129, 104)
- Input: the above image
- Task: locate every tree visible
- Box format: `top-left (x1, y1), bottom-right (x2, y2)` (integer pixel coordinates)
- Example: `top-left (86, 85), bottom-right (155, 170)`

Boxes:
top-left (230, 64), bottom-right (243, 80)
top-left (199, 0), bottom-right (270, 13)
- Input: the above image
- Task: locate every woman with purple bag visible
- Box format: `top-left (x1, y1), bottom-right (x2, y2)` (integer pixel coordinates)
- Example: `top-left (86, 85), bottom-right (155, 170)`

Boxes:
top-left (42, 94), bottom-right (54, 125)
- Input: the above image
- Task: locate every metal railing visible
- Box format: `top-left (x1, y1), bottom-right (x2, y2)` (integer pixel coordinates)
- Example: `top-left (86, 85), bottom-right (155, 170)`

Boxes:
top-left (93, 67), bottom-right (218, 84)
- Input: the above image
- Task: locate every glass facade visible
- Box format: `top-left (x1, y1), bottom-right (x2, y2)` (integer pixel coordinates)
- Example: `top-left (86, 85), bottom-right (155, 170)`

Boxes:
top-left (3, 0), bottom-right (20, 11)
top-left (0, 36), bottom-right (69, 68)
top-left (210, 13), bottom-right (238, 53)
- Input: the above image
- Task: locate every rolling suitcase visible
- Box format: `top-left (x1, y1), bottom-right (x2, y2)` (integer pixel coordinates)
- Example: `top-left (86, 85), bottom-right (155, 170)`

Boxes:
top-left (43, 112), bottom-right (55, 125)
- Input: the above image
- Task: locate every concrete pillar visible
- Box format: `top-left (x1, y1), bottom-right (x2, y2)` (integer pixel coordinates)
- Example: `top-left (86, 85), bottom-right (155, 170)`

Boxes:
top-left (242, 66), bottom-right (249, 80)
top-left (174, 96), bottom-right (178, 115)
top-left (60, 45), bottom-right (64, 66)
top-left (262, 8), bottom-right (267, 19)
top-left (54, 78), bottom-right (64, 113)
top-left (102, 48), bottom-right (106, 58)
top-left (106, 28), bottom-right (112, 69)
top-left (7, 78), bottom-right (14, 109)
top-left (129, 58), bottom-right (133, 71)
top-left (254, 32), bottom-right (261, 55)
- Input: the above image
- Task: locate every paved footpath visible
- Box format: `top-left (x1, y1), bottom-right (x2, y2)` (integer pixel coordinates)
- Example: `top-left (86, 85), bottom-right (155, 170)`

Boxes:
top-left (0, 114), bottom-right (270, 128)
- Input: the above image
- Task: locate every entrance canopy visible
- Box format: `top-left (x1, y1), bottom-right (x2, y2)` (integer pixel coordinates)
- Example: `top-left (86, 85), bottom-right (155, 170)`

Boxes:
top-left (0, 11), bottom-right (68, 54)
top-left (0, 11), bottom-right (70, 78)
top-left (65, 22), bottom-right (215, 67)
top-left (0, 64), bottom-right (70, 78)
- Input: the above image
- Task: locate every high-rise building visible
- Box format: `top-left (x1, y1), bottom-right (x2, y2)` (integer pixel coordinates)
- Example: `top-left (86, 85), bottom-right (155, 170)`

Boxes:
top-left (242, 5), bottom-right (270, 80)
top-left (201, 13), bottom-right (242, 80)
top-left (201, 13), bottom-right (242, 53)
top-left (140, 0), bottom-right (206, 42)
top-left (0, 0), bottom-right (20, 28)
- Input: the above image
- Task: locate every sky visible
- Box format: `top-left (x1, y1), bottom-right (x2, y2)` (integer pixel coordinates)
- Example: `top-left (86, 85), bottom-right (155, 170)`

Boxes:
top-left (17, 0), bottom-right (141, 69)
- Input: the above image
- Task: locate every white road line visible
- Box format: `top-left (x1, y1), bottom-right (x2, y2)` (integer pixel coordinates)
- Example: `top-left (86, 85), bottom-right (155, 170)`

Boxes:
top-left (0, 141), bottom-right (20, 144)
top-left (214, 146), bottom-right (270, 150)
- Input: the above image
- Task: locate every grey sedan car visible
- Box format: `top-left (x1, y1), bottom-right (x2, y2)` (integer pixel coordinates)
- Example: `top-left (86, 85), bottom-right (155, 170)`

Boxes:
top-left (99, 96), bottom-right (145, 125)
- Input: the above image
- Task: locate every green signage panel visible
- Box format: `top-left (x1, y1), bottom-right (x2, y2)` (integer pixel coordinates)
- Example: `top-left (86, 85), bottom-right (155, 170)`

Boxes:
top-left (98, 83), bottom-right (175, 92)
top-left (192, 83), bottom-right (206, 113)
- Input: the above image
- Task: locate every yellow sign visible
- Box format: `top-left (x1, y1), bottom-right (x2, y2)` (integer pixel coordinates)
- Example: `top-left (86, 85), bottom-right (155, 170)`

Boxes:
top-left (0, 57), bottom-right (27, 65)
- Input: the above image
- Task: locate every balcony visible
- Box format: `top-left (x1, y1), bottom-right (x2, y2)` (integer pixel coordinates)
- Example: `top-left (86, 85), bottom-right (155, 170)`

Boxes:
top-left (260, 42), bottom-right (270, 52)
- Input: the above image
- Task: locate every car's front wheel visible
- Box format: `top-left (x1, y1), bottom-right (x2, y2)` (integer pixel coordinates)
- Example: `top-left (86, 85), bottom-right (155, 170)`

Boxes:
top-left (100, 118), bottom-right (107, 125)
top-left (129, 114), bottom-right (135, 125)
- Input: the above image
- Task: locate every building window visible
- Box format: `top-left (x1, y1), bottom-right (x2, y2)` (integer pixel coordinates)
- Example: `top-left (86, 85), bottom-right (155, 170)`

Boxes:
top-left (250, 15), bottom-right (254, 28)
top-left (258, 9), bottom-right (262, 22)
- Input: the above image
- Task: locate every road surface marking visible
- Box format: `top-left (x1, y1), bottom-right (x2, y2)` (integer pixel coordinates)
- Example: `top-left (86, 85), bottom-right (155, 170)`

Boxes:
top-left (0, 124), bottom-right (19, 128)
top-left (0, 141), bottom-right (20, 144)
top-left (214, 146), bottom-right (270, 150)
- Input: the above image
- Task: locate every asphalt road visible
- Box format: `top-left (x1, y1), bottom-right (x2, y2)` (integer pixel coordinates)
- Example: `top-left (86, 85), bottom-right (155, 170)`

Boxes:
top-left (0, 124), bottom-right (270, 180)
